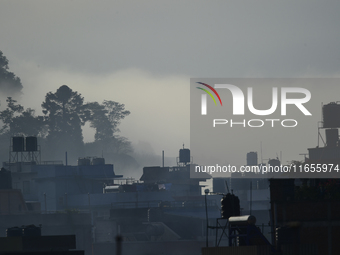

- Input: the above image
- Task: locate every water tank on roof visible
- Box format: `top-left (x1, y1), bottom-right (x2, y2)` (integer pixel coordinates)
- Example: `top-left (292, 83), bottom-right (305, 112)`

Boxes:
top-left (148, 208), bottom-right (163, 222)
top-left (229, 215), bottom-right (256, 226)
top-left (12, 137), bottom-right (24, 152)
top-left (323, 102), bottom-right (340, 128)
top-left (221, 193), bottom-right (240, 219)
top-left (326, 129), bottom-right (339, 147)
top-left (179, 148), bottom-right (190, 163)
top-left (22, 225), bottom-right (41, 237)
top-left (78, 158), bottom-right (91, 166)
top-left (247, 152), bottom-right (258, 166)
top-left (25, 136), bottom-right (38, 151)
top-left (268, 158), bottom-right (280, 167)
top-left (276, 225), bottom-right (300, 245)
top-left (92, 157), bottom-right (105, 165)
top-left (6, 227), bottom-right (22, 237)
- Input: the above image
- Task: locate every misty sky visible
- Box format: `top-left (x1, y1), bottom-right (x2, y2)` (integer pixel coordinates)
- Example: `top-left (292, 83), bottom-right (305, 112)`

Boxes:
top-left (1, 0), bottom-right (340, 162)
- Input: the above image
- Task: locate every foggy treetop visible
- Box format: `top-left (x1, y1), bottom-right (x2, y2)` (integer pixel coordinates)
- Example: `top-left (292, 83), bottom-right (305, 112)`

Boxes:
top-left (0, 50), bottom-right (131, 162)
top-left (0, 51), bottom-right (23, 96)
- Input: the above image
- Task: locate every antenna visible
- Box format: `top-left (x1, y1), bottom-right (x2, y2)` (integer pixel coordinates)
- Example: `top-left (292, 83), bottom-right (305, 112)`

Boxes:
top-left (225, 180), bottom-right (230, 194)
top-left (162, 150), bottom-right (164, 167)
top-left (260, 141), bottom-right (263, 164)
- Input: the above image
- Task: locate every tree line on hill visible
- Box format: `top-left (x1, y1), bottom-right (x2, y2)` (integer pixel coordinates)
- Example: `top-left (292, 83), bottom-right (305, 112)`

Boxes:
top-left (0, 50), bottom-right (132, 165)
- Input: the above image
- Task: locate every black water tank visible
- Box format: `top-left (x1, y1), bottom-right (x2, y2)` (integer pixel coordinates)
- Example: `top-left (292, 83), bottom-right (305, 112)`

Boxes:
top-left (6, 227), bottom-right (22, 237)
top-left (179, 149), bottom-right (190, 163)
top-left (247, 152), bottom-right (258, 166)
top-left (268, 158), bottom-right (280, 167)
top-left (276, 226), bottom-right (299, 245)
top-left (25, 136), bottom-right (38, 151)
top-left (148, 208), bottom-right (163, 222)
top-left (92, 157), bottom-right (105, 165)
top-left (22, 225), bottom-right (41, 237)
top-left (12, 137), bottom-right (24, 152)
top-left (221, 193), bottom-right (240, 219)
top-left (78, 158), bottom-right (91, 165)
top-left (326, 129), bottom-right (339, 147)
top-left (323, 102), bottom-right (340, 128)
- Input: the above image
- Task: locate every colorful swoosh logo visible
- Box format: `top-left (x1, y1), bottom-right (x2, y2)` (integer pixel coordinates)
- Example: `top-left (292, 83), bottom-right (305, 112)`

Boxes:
top-left (196, 82), bottom-right (223, 106)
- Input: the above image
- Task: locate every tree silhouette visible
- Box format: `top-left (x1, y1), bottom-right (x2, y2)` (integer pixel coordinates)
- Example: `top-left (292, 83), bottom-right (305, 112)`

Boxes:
top-left (0, 97), bottom-right (24, 135)
top-left (0, 51), bottom-right (23, 96)
top-left (41, 85), bottom-right (88, 158)
top-left (103, 100), bottom-right (130, 134)
top-left (86, 100), bottom-right (130, 141)
top-left (113, 136), bottom-right (133, 154)
top-left (10, 108), bottom-right (46, 137)
top-left (86, 102), bottom-right (113, 141)
top-left (0, 97), bottom-right (45, 137)
top-left (85, 100), bottom-right (132, 156)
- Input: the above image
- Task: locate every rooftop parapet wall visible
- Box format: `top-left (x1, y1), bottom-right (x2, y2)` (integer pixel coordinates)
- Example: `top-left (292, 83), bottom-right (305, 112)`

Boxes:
top-left (33, 164), bottom-right (117, 180)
